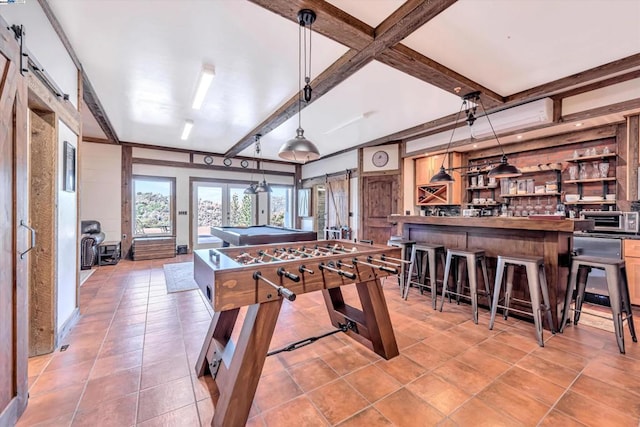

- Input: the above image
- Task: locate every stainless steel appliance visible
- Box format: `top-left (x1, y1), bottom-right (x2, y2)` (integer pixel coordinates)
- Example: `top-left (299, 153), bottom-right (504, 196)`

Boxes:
top-left (579, 211), bottom-right (639, 233)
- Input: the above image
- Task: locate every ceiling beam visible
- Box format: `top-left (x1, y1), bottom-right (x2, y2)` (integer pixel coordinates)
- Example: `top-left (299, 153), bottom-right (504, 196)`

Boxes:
top-left (227, 0), bottom-right (470, 157)
top-left (507, 53), bottom-right (640, 103)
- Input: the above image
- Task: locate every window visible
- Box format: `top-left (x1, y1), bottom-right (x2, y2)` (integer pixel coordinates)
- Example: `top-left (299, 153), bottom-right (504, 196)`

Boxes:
top-left (269, 185), bottom-right (293, 228)
top-left (133, 176), bottom-right (175, 236)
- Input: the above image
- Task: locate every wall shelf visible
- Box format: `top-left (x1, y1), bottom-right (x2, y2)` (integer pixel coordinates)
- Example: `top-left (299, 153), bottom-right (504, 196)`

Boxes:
top-left (501, 192), bottom-right (561, 198)
top-left (565, 200), bottom-right (616, 205)
top-left (564, 177), bottom-right (616, 184)
top-left (565, 152), bottom-right (616, 163)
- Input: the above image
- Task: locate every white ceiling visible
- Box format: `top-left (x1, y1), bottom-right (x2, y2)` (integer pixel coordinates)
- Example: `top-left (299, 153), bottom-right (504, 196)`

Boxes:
top-left (48, 0), bottom-right (640, 162)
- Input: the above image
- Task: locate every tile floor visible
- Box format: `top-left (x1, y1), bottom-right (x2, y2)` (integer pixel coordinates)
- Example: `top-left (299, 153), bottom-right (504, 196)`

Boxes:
top-left (17, 255), bottom-right (640, 427)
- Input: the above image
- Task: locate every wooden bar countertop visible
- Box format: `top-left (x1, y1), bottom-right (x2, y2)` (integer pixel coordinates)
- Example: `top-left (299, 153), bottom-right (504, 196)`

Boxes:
top-left (387, 215), bottom-right (594, 330)
top-left (388, 215), bottom-right (594, 233)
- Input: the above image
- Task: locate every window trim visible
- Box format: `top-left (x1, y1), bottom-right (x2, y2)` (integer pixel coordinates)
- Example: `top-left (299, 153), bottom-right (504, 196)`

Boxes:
top-left (132, 175), bottom-right (176, 238)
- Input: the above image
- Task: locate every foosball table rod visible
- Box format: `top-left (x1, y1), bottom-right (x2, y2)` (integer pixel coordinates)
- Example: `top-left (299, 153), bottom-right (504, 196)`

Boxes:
top-left (319, 262), bottom-right (357, 280)
top-left (252, 271), bottom-right (296, 301)
top-left (352, 257), bottom-right (398, 274)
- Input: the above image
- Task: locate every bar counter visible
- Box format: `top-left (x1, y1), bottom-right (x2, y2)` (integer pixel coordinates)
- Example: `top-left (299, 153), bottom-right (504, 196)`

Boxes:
top-left (388, 215), bottom-right (594, 329)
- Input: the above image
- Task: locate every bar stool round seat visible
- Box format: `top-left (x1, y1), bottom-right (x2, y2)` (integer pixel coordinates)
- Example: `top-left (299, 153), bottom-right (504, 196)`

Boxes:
top-left (489, 255), bottom-right (554, 347)
top-left (439, 248), bottom-right (491, 324)
top-left (387, 238), bottom-right (415, 296)
top-left (405, 243), bottom-right (446, 309)
top-left (560, 255), bottom-right (637, 354)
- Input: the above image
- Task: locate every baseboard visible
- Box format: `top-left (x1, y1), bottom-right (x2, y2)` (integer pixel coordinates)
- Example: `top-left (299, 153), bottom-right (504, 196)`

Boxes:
top-left (57, 307), bottom-right (80, 345)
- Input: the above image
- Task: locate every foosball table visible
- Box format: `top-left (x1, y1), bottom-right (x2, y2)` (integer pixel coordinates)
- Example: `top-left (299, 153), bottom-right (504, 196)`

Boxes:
top-left (193, 240), bottom-right (402, 427)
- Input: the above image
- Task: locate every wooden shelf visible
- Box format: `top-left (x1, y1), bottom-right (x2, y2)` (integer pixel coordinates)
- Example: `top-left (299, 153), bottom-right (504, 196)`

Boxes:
top-left (417, 183), bottom-right (449, 205)
top-left (467, 185), bottom-right (498, 190)
top-left (564, 177), bottom-right (616, 184)
top-left (565, 153), bottom-right (616, 162)
top-left (565, 200), bottom-right (616, 205)
top-left (500, 193), bottom-right (561, 198)
top-left (466, 202), bottom-right (499, 207)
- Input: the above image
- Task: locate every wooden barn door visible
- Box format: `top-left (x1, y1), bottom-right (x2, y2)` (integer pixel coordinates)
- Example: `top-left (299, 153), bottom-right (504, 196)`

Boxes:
top-left (0, 23), bottom-right (29, 426)
top-left (325, 178), bottom-right (349, 233)
top-left (361, 175), bottom-right (400, 244)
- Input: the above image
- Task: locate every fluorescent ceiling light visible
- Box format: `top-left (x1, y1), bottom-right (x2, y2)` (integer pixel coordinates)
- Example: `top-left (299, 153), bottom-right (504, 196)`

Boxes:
top-left (181, 120), bottom-right (194, 140)
top-left (192, 65), bottom-right (215, 110)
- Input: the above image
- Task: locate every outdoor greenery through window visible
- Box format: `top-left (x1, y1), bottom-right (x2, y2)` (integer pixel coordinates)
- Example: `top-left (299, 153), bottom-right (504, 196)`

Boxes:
top-left (269, 186), bottom-right (292, 228)
top-left (134, 176), bottom-right (174, 236)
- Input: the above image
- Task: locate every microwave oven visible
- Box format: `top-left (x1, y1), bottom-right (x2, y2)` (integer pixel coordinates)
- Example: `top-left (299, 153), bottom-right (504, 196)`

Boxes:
top-left (579, 211), bottom-right (639, 233)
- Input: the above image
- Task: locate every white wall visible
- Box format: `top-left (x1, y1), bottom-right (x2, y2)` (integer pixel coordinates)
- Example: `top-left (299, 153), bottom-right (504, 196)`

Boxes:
top-left (57, 121), bottom-right (78, 332)
top-left (0, 3), bottom-right (79, 108)
top-left (301, 150), bottom-right (358, 179)
top-left (79, 142), bottom-right (122, 241)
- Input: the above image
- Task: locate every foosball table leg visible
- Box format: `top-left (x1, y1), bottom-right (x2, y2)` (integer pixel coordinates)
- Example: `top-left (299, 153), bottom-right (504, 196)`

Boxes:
top-left (195, 299), bottom-right (283, 427)
top-left (322, 278), bottom-right (399, 360)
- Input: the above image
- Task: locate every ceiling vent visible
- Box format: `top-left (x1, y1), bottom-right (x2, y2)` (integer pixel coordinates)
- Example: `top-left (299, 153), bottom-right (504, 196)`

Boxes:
top-left (470, 98), bottom-right (554, 139)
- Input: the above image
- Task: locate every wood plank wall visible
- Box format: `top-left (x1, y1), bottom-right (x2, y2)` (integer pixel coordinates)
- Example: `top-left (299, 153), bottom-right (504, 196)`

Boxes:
top-left (28, 109), bottom-right (57, 356)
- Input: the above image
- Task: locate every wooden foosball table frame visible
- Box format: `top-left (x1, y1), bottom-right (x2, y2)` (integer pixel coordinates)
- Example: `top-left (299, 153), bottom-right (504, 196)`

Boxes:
top-left (193, 240), bottom-right (401, 427)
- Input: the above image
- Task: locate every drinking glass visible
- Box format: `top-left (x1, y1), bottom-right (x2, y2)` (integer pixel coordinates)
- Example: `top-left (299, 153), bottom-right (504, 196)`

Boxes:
top-left (591, 162), bottom-right (601, 179)
top-left (535, 197), bottom-right (543, 214)
top-left (599, 162), bottom-right (610, 178)
top-left (579, 163), bottom-right (588, 180)
top-left (568, 165), bottom-right (578, 181)
top-left (545, 197), bottom-right (554, 215)
top-left (525, 198), bottom-right (534, 216)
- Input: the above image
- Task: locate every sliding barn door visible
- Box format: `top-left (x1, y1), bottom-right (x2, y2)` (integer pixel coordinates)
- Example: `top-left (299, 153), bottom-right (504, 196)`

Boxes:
top-left (0, 22), bottom-right (29, 426)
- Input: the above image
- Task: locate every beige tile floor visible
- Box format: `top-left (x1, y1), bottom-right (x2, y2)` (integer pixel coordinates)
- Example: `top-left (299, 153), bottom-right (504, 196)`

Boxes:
top-left (17, 255), bottom-right (640, 426)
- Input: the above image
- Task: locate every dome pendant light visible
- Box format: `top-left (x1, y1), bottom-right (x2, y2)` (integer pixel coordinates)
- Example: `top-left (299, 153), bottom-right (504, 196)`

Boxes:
top-left (278, 9), bottom-right (320, 163)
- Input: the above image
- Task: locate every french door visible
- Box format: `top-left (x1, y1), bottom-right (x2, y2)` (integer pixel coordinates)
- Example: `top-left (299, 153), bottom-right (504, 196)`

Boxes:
top-left (191, 181), bottom-right (255, 250)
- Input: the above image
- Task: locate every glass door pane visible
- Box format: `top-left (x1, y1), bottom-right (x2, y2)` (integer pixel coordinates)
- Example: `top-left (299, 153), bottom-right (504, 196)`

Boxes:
top-left (228, 186), bottom-right (254, 227)
top-left (192, 182), bottom-right (256, 250)
top-left (194, 183), bottom-right (223, 249)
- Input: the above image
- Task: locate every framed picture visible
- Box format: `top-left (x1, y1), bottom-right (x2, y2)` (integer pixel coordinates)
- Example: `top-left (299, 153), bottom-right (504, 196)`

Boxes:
top-left (63, 141), bottom-right (76, 192)
top-left (297, 188), bottom-right (311, 217)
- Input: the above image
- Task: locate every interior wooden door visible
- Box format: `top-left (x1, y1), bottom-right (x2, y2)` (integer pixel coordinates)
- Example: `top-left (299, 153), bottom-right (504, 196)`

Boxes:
top-left (360, 175), bottom-right (400, 244)
top-left (0, 22), bottom-right (29, 426)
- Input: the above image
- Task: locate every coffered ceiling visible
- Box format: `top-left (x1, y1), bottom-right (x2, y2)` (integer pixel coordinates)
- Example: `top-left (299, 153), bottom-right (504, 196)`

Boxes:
top-left (46, 0), bottom-right (640, 162)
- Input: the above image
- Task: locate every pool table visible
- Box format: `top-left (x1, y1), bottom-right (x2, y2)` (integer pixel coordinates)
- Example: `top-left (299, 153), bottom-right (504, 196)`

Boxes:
top-left (210, 225), bottom-right (317, 246)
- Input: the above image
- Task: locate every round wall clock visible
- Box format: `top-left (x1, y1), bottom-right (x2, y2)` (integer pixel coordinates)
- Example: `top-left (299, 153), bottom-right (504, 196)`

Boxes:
top-left (223, 158), bottom-right (232, 167)
top-left (203, 155), bottom-right (214, 165)
top-left (372, 150), bottom-right (389, 167)
top-left (240, 159), bottom-right (249, 168)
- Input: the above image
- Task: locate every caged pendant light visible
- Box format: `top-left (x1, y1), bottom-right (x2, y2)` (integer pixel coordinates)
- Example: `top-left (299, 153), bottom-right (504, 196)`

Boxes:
top-left (278, 9), bottom-right (320, 163)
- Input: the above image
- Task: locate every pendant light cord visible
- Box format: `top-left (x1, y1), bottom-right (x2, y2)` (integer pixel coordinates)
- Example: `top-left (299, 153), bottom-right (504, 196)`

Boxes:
top-left (477, 95), bottom-right (506, 158)
top-left (439, 100), bottom-right (467, 171)
top-left (297, 22), bottom-right (302, 129)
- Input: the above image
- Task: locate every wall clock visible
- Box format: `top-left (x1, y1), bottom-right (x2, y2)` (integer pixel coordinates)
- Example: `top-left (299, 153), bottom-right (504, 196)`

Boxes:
top-left (203, 155), bottom-right (214, 165)
top-left (223, 158), bottom-right (232, 167)
top-left (372, 150), bottom-right (389, 167)
top-left (240, 159), bottom-right (249, 168)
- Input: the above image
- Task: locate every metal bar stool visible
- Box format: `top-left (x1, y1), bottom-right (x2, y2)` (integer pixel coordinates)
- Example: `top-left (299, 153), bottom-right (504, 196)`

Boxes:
top-left (560, 255), bottom-right (637, 354)
top-left (405, 243), bottom-right (445, 309)
top-left (387, 238), bottom-right (415, 297)
top-left (489, 255), bottom-right (554, 347)
top-left (439, 248), bottom-right (491, 324)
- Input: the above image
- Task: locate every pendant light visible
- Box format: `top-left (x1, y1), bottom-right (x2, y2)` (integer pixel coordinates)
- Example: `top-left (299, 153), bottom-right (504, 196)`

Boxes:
top-left (278, 9), bottom-right (320, 163)
top-left (254, 135), bottom-right (272, 193)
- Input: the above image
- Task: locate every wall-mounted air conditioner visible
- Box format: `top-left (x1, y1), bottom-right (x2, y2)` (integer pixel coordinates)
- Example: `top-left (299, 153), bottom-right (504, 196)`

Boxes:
top-left (470, 98), bottom-right (554, 139)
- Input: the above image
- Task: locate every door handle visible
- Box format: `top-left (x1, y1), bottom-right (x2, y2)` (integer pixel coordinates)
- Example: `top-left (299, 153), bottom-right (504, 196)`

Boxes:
top-left (19, 220), bottom-right (36, 259)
